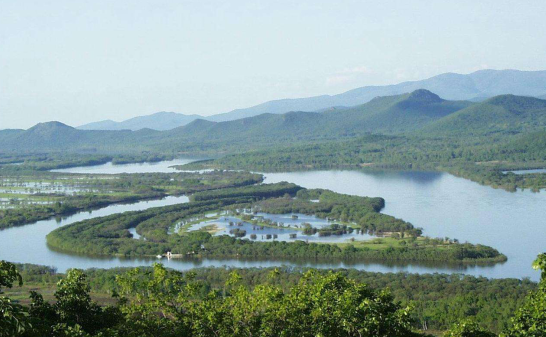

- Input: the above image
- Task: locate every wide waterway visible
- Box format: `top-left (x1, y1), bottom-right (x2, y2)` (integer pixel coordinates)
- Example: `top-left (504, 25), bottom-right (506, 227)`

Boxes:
top-left (1, 162), bottom-right (544, 281)
top-left (51, 158), bottom-right (198, 174)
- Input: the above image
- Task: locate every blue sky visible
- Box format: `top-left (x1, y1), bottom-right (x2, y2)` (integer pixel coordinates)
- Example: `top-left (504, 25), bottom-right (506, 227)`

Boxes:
top-left (1, 0), bottom-right (546, 128)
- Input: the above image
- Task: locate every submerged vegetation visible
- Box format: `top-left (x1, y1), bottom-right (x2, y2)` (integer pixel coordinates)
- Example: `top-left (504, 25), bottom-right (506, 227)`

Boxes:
top-left (0, 170), bottom-right (262, 229)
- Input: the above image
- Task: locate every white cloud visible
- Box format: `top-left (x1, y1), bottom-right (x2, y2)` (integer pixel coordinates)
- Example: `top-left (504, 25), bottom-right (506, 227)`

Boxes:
top-left (338, 66), bottom-right (371, 75)
top-left (325, 66), bottom-right (371, 86)
top-left (325, 74), bottom-right (353, 86)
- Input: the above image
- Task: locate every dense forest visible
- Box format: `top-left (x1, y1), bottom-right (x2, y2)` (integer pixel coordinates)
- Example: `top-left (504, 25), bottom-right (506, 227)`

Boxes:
top-left (12, 263), bottom-right (536, 333)
top-left (1, 254), bottom-right (545, 336)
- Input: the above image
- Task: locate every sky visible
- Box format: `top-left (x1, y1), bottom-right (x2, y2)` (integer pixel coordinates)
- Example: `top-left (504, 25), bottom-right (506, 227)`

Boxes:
top-left (1, 0), bottom-right (546, 129)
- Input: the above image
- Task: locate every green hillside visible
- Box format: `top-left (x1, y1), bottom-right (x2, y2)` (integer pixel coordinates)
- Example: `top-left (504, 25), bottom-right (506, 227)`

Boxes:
top-left (420, 95), bottom-right (546, 137)
top-left (321, 89), bottom-right (471, 134)
top-left (0, 122), bottom-right (159, 153)
top-left (160, 89), bottom-right (470, 146)
top-left (493, 130), bottom-right (546, 161)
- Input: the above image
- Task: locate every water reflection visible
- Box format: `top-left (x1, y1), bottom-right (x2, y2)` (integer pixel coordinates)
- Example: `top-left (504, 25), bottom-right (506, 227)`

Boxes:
top-left (358, 169), bottom-right (444, 185)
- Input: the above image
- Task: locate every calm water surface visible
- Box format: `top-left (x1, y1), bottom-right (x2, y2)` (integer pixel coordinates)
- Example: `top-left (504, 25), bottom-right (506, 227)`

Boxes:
top-left (264, 170), bottom-right (546, 281)
top-left (504, 169), bottom-right (546, 175)
top-left (51, 158), bottom-right (198, 174)
top-left (1, 162), bottom-right (544, 281)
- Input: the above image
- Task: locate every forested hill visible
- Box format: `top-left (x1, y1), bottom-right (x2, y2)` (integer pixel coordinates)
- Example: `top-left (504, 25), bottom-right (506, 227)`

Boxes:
top-left (0, 122), bottom-right (161, 152)
top-left (1, 92), bottom-right (545, 154)
top-left (317, 89), bottom-right (472, 134)
top-left (419, 95), bottom-right (546, 137)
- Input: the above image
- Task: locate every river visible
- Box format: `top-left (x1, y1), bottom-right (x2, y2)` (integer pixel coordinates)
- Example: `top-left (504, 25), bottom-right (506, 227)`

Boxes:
top-left (51, 158), bottom-right (197, 174)
top-left (1, 162), bottom-right (544, 281)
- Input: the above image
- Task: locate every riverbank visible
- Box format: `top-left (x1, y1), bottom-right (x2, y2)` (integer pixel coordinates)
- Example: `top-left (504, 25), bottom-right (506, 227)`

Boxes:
top-left (178, 158), bottom-right (546, 192)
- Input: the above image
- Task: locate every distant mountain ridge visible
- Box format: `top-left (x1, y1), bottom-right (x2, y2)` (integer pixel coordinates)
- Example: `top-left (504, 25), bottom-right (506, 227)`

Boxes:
top-left (5, 89), bottom-right (471, 152)
top-left (78, 111), bottom-right (203, 131)
top-left (207, 69), bottom-right (546, 123)
top-left (76, 69), bottom-right (546, 131)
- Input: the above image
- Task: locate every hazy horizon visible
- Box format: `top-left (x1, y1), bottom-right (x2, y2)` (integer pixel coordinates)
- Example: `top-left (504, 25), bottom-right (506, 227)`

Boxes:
top-left (2, 0), bottom-right (546, 129)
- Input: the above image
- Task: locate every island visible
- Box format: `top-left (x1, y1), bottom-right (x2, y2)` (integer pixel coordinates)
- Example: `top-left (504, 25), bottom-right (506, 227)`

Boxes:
top-left (46, 182), bottom-right (506, 263)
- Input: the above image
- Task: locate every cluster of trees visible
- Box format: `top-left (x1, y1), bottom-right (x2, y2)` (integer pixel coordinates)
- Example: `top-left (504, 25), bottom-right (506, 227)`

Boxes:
top-left (256, 189), bottom-right (418, 235)
top-left (443, 164), bottom-right (546, 192)
top-left (190, 182), bottom-right (302, 202)
top-left (229, 228), bottom-right (247, 237)
top-left (106, 170), bottom-right (264, 196)
top-left (300, 223), bottom-right (352, 236)
top-left (45, 184), bottom-right (505, 263)
top-left (1, 254), bottom-right (545, 336)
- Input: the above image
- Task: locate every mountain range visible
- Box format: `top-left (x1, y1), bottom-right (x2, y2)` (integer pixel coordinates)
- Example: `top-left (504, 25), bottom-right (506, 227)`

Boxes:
top-left (159, 89), bottom-right (471, 146)
top-left (3, 89), bottom-right (546, 154)
top-left (77, 69), bottom-right (546, 131)
top-left (78, 111), bottom-right (203, 131)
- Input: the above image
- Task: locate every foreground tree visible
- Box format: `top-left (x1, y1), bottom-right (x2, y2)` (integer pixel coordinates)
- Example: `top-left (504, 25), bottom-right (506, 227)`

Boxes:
top-left (505, 253), bottom-right (546, 336)
top-left (117, 265), bottom-right (416, 337)
top-left (0, 261), bottom-right (29, 337)
top-left (443, 320), bottom-right (496, 337)
top-left (26, 269), bottom-right (121, 336)
top-left (115, 264), bottom-right (196, 337)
